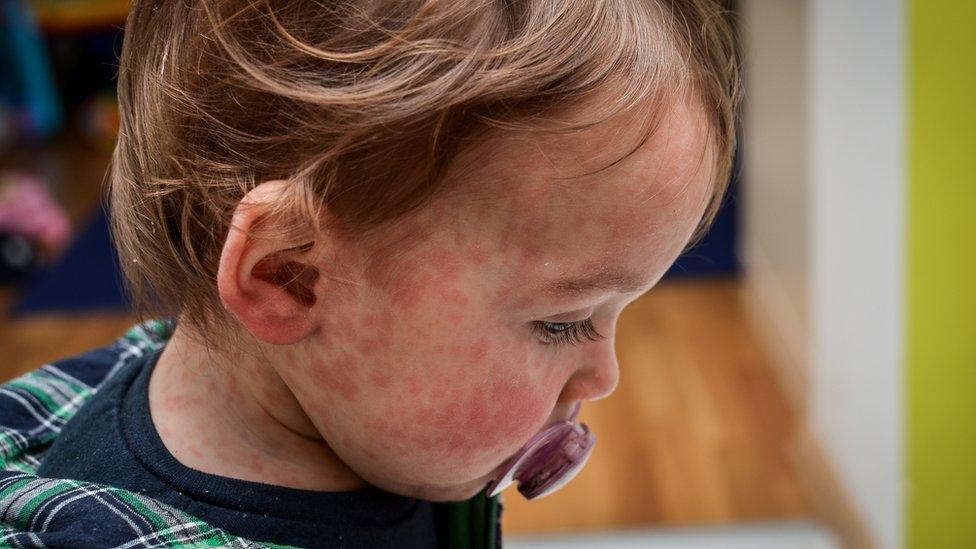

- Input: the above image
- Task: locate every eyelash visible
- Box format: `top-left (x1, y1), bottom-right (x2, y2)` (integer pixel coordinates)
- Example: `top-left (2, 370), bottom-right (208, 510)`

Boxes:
top-left (534, 318), bottom-right (607, 347)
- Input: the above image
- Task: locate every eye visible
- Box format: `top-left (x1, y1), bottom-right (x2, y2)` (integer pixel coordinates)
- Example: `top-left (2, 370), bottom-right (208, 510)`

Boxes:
top-left (534, 318), bottom-right (607, 347)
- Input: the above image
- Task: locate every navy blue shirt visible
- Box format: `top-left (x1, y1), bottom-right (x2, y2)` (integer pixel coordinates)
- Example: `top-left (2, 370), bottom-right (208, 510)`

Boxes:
top-left (36, 345), bottom-right (439, 549)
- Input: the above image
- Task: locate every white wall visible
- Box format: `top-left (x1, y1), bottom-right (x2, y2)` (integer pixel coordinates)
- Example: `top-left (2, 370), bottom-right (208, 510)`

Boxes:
top-left (740, 0), bottom-right (904, 548)
top-left (808, 1), bottom-right (904, 548)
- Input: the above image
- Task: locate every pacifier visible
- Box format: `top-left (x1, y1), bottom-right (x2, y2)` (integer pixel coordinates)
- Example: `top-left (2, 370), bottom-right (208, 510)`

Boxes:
top-left (484, 402), bottom-right (595, 500)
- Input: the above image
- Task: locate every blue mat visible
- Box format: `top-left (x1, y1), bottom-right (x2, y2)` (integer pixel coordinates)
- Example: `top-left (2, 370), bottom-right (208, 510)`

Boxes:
top-left (665, 189), bottom-right (739, 278)
top-left (11, 205), bottom-right (131, 316)
top-left (665, 144), bottom-right (741, 279)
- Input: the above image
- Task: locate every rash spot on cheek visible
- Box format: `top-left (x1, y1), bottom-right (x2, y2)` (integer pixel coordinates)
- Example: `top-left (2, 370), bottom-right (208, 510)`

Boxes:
top-left (360, 314), bottom-right (380, 329)
top-left (405, 375), bottom-right (423, 395)
top-left (364, 416), bottom-right (390, 434)
top-left (465, 244), bottom-right (489, 266)
top-left (433, 401), bottom-right (463, 428)
top-left (489, 278), bottom-right (523, 309)
top-left (478, 380), bottom-right (543, 447)
top-left (390, 245), bottom-right (474, 311)
top-left (354, 340), bottom-right (377, 358)
top-left (368, 370), bottom-right (393, 389)
top-left (440, 287), bottom-right (470, 307)
top-left (425, 249), bottom-right (463, 283)
top-left (353, 332), bottom-right (392, 359)
top-left (464, 393), bottom-right (491, 437)
top-left (469, 338), bottom-right (489, 364)
top-left (390, 272), bottom-right (432, 310)
top-left (418, 380), bottom-right (543, 464)
top-left (315, 356), bottom-right (360, 402)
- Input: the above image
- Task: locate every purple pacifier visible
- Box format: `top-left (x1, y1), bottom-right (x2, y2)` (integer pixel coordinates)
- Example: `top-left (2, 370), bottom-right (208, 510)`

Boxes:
top-left (484, 402), bottom-right (595, 500)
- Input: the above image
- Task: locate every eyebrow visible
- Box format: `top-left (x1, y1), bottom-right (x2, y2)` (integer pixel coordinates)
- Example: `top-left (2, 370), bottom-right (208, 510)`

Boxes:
top-left (541, 267), bottom-right (649, 296)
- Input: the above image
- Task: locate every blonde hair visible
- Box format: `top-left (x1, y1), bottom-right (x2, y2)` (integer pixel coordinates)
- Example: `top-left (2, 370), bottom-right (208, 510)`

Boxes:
top-left (110, 0), bottom-right (741, 338)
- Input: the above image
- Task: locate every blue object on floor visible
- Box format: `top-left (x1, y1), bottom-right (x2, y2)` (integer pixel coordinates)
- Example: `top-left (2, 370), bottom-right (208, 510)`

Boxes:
top-left (11, 205), bottom-right (130, 316)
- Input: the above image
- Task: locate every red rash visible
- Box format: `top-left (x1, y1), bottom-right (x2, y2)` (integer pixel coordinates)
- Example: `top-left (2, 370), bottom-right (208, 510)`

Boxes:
top-left (368, 370), bottom-right (393, 390)
top-left (314, 355), bottom-right (361, 402)
top-left (465, 244), bottom-right (490, 266)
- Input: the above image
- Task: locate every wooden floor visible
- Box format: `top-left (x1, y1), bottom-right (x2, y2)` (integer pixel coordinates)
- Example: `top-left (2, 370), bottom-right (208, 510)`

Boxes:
top-left (0, 139), bottom-right (813, 535)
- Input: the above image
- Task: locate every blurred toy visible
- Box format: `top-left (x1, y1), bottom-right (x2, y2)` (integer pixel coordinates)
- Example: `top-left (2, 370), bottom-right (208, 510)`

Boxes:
top-left (0, 0), bottom-right (63, 139)
top-left (0, 171), bottom-right (71, 267)
top-left (0, 232), bottom-right (36, 283)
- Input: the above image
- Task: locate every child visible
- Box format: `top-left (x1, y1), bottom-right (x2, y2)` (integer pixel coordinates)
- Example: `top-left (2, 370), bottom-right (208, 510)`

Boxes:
top-left (0, 0), bottom-right (739, 547)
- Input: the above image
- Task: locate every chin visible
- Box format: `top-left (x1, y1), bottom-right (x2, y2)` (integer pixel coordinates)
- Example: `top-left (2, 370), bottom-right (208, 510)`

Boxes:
top-left (388, 476), bottom-right (493, 502)
top-left (425, 482), bottom-right (490, 502)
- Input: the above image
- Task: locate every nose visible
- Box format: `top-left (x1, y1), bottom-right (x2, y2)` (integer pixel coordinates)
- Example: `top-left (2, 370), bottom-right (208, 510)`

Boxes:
top-left (557, 341), bottom-right (620, 404)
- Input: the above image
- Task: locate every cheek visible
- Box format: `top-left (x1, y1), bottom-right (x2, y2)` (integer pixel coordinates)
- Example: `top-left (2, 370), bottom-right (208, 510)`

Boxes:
top-left (463, 379), bottom-right (551, 447)
top-left (385, 247), bottom-right (468, 312)
top-left (338, 339), bottom-right (560, 485)
top-left (298, 237), bottom-right (568, 483)
top-left (404, 350), bottom-right (560, 470)
top-left (300, 315), bottom-right (397, 404)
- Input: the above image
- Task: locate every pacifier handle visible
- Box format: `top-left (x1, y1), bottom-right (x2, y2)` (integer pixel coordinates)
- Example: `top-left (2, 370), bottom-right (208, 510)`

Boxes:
top-left (484, 403), bottom-right (596, 500)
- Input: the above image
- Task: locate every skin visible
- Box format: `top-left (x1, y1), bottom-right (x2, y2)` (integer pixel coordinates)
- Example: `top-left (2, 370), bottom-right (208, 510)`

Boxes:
top-left (149, 91), bottom-right (716, 502)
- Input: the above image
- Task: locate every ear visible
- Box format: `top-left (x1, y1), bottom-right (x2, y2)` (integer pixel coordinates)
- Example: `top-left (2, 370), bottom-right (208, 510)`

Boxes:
top-left (217, 180), bottom-right (322, 345)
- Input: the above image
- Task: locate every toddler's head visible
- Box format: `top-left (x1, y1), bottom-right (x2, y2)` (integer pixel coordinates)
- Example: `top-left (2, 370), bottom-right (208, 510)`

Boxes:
top-left (110, 0), bottom-right (739, 501)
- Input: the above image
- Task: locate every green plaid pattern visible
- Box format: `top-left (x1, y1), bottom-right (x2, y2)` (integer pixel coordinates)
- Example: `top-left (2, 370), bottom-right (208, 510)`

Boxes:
top-left (0, 319), bottom-right (294, 548)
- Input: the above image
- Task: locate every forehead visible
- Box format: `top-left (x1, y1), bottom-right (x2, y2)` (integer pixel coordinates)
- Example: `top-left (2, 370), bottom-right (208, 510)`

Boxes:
top-left (439, 94), bottom-right (714, 277)
top-left (358, 93), bottom-right (715, 303)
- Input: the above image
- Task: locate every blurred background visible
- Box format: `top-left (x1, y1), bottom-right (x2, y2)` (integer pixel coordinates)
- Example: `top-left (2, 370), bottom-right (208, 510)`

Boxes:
top-left (0, 1), bottom-right (972, 548)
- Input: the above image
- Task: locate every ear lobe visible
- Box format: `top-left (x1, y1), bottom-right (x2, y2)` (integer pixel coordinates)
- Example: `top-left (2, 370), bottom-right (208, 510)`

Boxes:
top-left (217, 180), bottom-right (322, 346)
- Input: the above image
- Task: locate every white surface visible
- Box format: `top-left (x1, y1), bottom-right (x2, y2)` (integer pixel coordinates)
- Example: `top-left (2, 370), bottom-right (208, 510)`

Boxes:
top-left (505, 522), bottom-right (838, 549)
top-left (808, 1), bottom-right (904, 548)
top-left (739, 0), bottom-right (904, 547)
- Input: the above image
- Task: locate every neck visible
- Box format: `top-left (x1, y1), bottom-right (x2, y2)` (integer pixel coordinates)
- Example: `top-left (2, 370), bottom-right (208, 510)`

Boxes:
top-left (149, 324), bottom-right (367, 491)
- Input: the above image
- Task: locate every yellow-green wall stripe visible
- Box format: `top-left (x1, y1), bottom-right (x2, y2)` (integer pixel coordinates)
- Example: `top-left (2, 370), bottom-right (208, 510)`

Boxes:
top-left (907, 0), bottom-right (976, 547)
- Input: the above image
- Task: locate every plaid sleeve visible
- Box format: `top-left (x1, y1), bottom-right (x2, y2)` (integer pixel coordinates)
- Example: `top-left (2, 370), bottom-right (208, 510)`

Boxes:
top-left (0, 319), bottom-right (295, 548)
top-left (0, 319), bottom-right (175, 473)
top-left (0, 471), bottom-right (287, 548)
